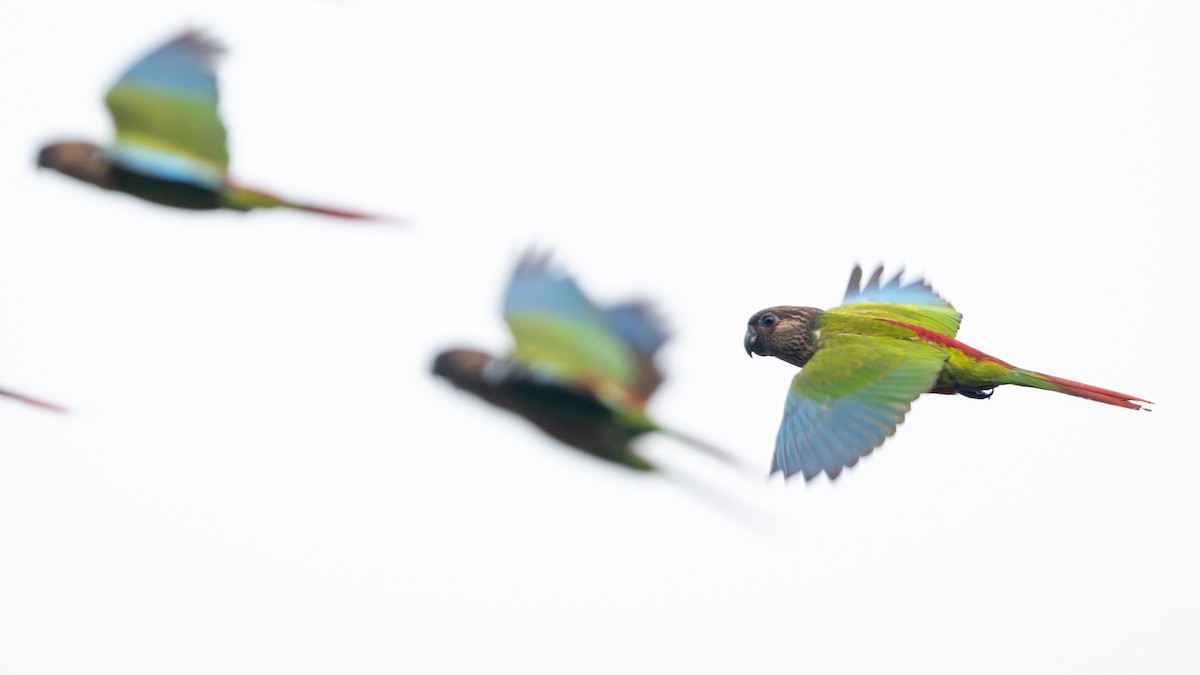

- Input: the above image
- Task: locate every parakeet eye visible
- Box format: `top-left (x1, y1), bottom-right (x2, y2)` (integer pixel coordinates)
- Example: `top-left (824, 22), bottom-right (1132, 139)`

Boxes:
top-left (759, 314), bottom-right (777, 328)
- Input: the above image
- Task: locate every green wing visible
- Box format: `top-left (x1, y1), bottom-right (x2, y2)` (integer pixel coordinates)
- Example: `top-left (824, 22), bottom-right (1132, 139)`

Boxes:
top-left (829, 265), bottom-right (962, 337)
top-left (103, 31), bottom-right (229, 187)
top-left (772, 334), bottom-right (948, 481)
top-left (502, 252), bottom-right (657, 411)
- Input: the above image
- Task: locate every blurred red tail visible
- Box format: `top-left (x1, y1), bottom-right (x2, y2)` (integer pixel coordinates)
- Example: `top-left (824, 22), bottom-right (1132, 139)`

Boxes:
top-left (0, 387), bottom-right (68, 414)
top-left (226, 183), bottom-right (406, 225)
top-left (661, 426), bottom-right (761, 477)
top-left (287, 202), bottom-right (407, 225)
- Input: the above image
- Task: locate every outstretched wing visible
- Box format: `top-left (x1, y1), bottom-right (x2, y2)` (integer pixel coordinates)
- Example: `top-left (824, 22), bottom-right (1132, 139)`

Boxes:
top-left (834, 265), bottom-right (962, 337)
top-left (503, 251), bottom-right (658, 410)
top-left (771, 334), bottom-right (947, 481)
top-left (103, 30), bottom-right (229, 188)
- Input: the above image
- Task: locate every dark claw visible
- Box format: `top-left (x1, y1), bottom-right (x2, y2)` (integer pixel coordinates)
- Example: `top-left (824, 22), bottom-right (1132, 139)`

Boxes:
top-left (956, 385), bottom-right (995, 400)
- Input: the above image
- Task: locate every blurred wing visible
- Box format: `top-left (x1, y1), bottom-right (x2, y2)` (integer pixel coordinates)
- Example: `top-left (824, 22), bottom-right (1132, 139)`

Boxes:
top-left (103, 30), bottom-right (229, 188)
top-left (602, 301), bottom-right (668, 398)
top-left (835, 264), bottom-right (962, 337)
top-left (503, 252), bottom-right (644, 408)
top-left (771, 334), bottom-right (947, 481)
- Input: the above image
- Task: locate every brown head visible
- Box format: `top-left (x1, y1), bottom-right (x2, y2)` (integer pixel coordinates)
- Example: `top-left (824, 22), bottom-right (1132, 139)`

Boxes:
top-left (431, 348), bottom-right (497, 395)
top-left (744, 306), bottom-right (824, 368)
top-left (37, 141), bottom-right (116, 189)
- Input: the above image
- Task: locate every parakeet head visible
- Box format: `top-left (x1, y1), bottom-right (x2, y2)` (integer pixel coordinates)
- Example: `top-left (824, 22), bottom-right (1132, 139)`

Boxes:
top-left (744, 306), bottom-right (823, 368)
top-left (37, 141), bottom-right (115, 188)
top-left (432, 348), bottom-right (494, 390)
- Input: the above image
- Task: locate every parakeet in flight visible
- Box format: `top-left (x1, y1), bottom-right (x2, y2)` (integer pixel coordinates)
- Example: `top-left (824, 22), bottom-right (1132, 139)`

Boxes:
top-left (0, 385), bottom-right (66, 413)
top-left (37, 30), bottom-right (397, 222)
top-left (744, 265), bottom-right (1150, 482)
top-left (433, 251), bottom-right (746, 474)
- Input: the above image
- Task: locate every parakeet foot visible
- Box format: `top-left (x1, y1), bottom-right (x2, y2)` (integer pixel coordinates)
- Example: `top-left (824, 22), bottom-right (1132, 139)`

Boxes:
top-left (956, 385), bottom-right (995, 400)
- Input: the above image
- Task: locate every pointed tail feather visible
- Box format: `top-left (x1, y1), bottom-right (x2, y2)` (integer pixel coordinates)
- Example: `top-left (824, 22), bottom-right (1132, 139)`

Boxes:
top-left (284, 201), bottom-right (407, 225)
top-left (659, 425), bottom-right (761, 477)
top-left (1018, 371), bottom-right (1152, 411)
top-left (656, 465), bottom-right (777, 532)
top-left (226, 183), bottom-right (406, 224)
top-left (0, 387), bottom-right (68, 414)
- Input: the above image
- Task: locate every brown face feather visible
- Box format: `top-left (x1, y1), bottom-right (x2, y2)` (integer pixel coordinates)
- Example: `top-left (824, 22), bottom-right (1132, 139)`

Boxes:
top-left (37, 141), bottom-right (116, 189)
top-left (744, 305), bottom-right (823, 368)
top-left (431, 348), bottom-right (501, 399)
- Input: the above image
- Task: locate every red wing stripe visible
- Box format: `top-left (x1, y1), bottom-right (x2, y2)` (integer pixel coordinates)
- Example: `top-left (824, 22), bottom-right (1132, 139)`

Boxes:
top-left (875, 318), bottom-right (1011, 366)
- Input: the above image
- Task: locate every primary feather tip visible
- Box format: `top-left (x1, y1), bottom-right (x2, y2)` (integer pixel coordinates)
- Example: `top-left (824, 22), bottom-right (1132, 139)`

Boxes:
top-left (164, 29), bottom-right (226, 64)
top-left (841, 263), bottom-right (958, 317)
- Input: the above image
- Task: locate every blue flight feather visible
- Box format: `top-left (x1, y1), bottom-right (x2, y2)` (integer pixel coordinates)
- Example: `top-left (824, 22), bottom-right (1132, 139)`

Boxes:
top-left (116, 31), bottom-right (223, 100)
top-left (772, 343), bottom-right (947, 481)
top-left (104, 141), bottom-right (224, 189)
top-left (504, 250), bottom-right (602, 326)
top-left (604, 302), bottom-right (668, 358)
top-left (842, 264), bottom-right (951, 308)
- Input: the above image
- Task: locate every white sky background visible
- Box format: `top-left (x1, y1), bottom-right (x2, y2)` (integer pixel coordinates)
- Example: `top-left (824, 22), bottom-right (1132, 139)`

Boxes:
top-left (0, 1), bottom-right (1195, 673)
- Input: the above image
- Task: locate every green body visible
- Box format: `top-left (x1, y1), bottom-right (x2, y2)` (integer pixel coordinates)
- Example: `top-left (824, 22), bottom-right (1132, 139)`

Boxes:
top-left (816, 302), bottom-right (1050, 396)
top-left (38, 31), bottom-right (385, 221)
top-left (745, 265), bottom-right (1146, 482)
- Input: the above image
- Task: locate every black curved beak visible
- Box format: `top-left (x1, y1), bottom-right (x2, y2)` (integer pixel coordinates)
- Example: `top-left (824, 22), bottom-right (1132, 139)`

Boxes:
top-left (744, 328), bottom-right (757, 357)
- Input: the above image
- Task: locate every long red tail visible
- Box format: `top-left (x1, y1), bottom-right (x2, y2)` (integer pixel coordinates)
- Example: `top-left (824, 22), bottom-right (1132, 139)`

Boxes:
top-left (226, 183), bottom-right (406, 225)
top-left (0, 387), bottom-right (68, 413)
top-left (1027, 371), bottom-right (1152, 411)
top-left (660, 426), bottom-right (761, 478)
top-left (287, 201), bottom-right (407, 225)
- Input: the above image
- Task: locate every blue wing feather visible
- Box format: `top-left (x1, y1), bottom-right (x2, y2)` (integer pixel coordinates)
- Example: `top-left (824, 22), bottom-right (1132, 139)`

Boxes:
top-left (842, 264), bottom-right (954, 309)
top-left (104, 141), bottom-right (225, 189)
top-left (505, 250), bottom-right (668, 361)
top-left (504, 251), bottom-right (602, 325)
top-left (836, 264), bottom-right (963, 337)
top-left (503, 250), bottom-right (663, 407)
top-left (604, 302), bottom-right (668, 359)
top-left (771, 339), bottom-right (948, 481)
top-left (116, 30), bottom-right (223, 101)
top-left (103, 30), bottom-right (230, 178)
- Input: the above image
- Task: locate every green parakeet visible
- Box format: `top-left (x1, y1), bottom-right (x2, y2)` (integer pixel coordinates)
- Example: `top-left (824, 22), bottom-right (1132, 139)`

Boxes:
top-left (37, 30), bottom-right (398, 222)
top-left (744, 265), bottom-right (1150, 481)
top-left (434, 251), bottom-right (746, 474)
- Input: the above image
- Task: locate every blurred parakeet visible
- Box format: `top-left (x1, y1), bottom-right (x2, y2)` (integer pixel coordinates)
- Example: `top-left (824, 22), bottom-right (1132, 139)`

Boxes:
top-left (744, 265), bottom-right (1150, 482)
top-left (433, 251), bottom-right (746, 474)
top-left (37, 30), bottom-right (396, 222)
top-left (0, 385), bottom-right (66, 413)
